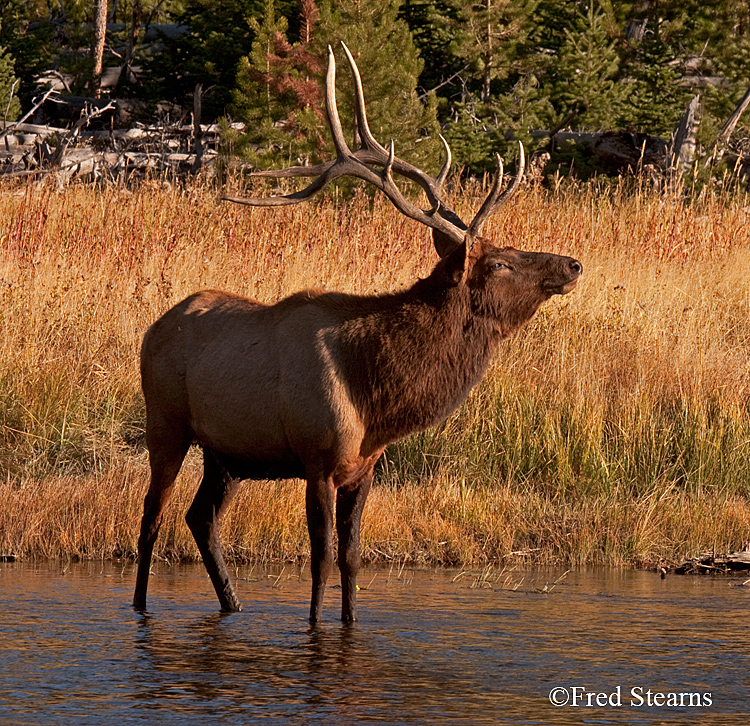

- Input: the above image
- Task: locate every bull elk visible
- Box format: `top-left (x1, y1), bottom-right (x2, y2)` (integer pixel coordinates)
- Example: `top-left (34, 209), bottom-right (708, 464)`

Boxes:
top-left (133, 43), bottom-right (582, 622)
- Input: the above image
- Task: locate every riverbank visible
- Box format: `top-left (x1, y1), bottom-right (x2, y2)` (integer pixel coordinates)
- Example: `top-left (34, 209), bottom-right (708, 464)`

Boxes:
top-left (1, 180), bottom-right (749, 566)
top-left (1, 460), bottom-right (748, 567)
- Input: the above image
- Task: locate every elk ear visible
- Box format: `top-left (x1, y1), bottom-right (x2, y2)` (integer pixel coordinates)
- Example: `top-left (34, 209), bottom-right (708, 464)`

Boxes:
top-left (443, 236), bottom-right (470, 285)
top-left (431, 206), bottom-right (470, 259)
top-left (432, 229), bottom-right (457, 259)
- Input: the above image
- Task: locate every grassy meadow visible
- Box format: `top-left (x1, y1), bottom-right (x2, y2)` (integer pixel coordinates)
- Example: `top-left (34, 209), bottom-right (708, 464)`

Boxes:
top-left (0, 178), bottom-right (749, 568)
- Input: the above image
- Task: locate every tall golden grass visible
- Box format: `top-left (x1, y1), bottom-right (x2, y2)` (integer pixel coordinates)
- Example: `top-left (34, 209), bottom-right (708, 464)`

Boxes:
top-left (0, 179), bottom-right (749, 567)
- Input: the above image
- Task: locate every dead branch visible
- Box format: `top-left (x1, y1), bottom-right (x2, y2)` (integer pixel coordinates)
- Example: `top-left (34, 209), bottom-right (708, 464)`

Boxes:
top-left (705, 83), bottom-right (750, 167)
top-left (0, 88), bottom-right (58, 141)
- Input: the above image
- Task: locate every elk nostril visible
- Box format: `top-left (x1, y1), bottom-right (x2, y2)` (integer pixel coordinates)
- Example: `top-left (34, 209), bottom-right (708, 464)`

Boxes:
top-left (570, 260), bottom-right (582, 275)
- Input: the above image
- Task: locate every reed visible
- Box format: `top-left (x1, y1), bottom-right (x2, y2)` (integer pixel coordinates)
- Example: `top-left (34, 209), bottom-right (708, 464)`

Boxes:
top-left (0, 179), bottom-right (748, 566)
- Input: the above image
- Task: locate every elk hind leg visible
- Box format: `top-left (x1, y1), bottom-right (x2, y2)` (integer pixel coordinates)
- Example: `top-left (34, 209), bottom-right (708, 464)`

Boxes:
top-left (185, 449), bottom-right (243, 612)
top-left (336, 471), bottom-right (373, 623)
top-left (134, 427), bottom-right (191, 610)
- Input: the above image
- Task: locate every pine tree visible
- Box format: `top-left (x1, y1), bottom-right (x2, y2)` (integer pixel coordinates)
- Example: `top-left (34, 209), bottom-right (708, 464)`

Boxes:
top-left (450, 0), bottom-right (540, 103)
top-left (551, 1), bottom-right (624, 130)
top-left (439, 0), bottom-right (552, 173)
top-left (313, 0), bottom-right (442, 171)
top-left (613, 0), bottom-right (732, 136)
top-left (398, 0), bottom-right (465, 95)
top-left (444, 73), bottom-right (554, 174)
top-left (144, 0), bottom-right (300, 119)
top-left (231, 0), bottom-right (326, 167)
top-left (619, 31), bottom-right (691, 135)
top-left (679, 1), bottom-right (750, 150)
top-left (0, 2), bottom-right (54, 110)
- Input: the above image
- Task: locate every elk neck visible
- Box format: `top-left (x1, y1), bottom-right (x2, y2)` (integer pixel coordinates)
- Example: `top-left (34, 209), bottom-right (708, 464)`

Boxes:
top-left (323, 273), bottom-right (504, 451)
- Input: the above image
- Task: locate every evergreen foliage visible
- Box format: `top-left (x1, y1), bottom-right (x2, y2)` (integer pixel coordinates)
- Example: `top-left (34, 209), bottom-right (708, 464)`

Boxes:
top-left (618, 28), bottom-right (692, 135)
top-left (0, 1), bottom-right (55, 109)
top-left (231, 0), bottom-right (326, 167)
top-left (145, 0), bottom-right (299, 118)
top-left (0, 40), bottom-right (20, 122)
top-left (313, 0), bottom-right (442, 171)
top-left (699, 10), bottom-right (750, 148)
top-left (3, 0), bottom-right (750, 179)
top-left (450, 0), bottom-right (540, 103)
top-left (551, 1), bottom-right (624, 131)
top-left (430, 0), bottom-right (548, 172)
top-left (397, 0), bottom-right (465, 95)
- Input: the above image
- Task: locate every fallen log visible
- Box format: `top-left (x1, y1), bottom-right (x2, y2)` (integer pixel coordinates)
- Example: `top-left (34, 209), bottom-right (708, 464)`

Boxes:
top-left (674, 548), bottom-right (750, 575)
top-left (0, 108), bottom-right (230, 184)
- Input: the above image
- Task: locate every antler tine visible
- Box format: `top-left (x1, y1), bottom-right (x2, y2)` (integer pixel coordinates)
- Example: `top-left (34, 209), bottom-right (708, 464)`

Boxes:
top-left (466, 154), bottom-right (504, 238)
top-left (340, 41), bottom-right (453, 212)
top-left (384, 140), bottom-right (396, 181)
top-left (324, 45), bottom-right (353, 159)
top-left (340, 42), bottom-right (387, 156)
top-left (224, 41), bottom-right (455, 213)
top-left (222, 46), bottom-right (355, 208)
top-left (372, 139), bottom-right (465, 244)
top-left (223, 167), bottom-right (340, 207)
top-left (467, 141), bottom-right (525, 238)
top-left (435, 135), bottom-right (452, 189)
top-left (241, 56), bottom-right (453, 198)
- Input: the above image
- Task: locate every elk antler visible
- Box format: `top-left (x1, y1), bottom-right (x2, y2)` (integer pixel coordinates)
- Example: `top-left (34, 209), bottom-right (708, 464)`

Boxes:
top-left (468, 144), bottom-right (525, 237)
top-left (223, 42), bottom-right (525, 256)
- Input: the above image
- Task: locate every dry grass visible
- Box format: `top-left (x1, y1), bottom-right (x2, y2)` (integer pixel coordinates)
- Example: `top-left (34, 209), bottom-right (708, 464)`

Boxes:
top-left (1, 178), bottom-right (749, 567)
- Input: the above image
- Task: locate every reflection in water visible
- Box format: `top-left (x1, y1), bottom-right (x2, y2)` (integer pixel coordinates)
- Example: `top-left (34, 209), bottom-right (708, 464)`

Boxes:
top-left (0, 562), bottom-right (748, 725)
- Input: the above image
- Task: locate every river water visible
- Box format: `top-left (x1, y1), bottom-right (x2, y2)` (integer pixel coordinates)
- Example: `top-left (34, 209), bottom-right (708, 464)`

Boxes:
top-left (0, 561), bottom-right (747, 725)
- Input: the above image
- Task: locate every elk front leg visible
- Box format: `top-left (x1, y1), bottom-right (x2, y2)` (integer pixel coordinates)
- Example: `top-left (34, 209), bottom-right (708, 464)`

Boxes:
top-left (336, 472), bottom-right (373, 623)
top-left (185, 449), bottom-right (242, 612)
top-left (306, 475), bottom-right (335, 623)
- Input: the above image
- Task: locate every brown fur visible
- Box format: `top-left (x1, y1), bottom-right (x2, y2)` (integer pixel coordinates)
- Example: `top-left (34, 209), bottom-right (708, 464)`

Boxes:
top-left (133, 237), bottom-right (581, 622)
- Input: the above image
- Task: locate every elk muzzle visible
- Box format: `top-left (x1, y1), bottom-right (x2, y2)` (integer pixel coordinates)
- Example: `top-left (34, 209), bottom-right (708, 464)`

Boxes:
top-left (543, 257), bottom-right (583, 295)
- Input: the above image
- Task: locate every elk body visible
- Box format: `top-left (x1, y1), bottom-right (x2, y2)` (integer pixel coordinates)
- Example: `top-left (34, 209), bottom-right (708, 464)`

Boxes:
top-left (133, 44), bottom-right (582, 622)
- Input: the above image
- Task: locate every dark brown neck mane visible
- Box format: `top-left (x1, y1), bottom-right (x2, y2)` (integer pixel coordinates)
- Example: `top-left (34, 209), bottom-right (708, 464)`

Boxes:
top-left (321, 273), bottom-right (504, 451)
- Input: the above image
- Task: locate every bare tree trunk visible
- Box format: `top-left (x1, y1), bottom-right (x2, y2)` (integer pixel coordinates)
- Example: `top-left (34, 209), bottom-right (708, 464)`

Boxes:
top-left (671, 95), bottom-right (701, 167)
top-left (480, 0), bottom-right (493, 103)
top-left (123, 0), bottom-right (142, 85)
top-left (716, 85), bottom-right (750, 145)
top-left (668, 94), bottom-right (701, 193)
top-left (191, 83), bottom-right (204, 174)
top-left (92, 0), bottom-right (108, 98)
